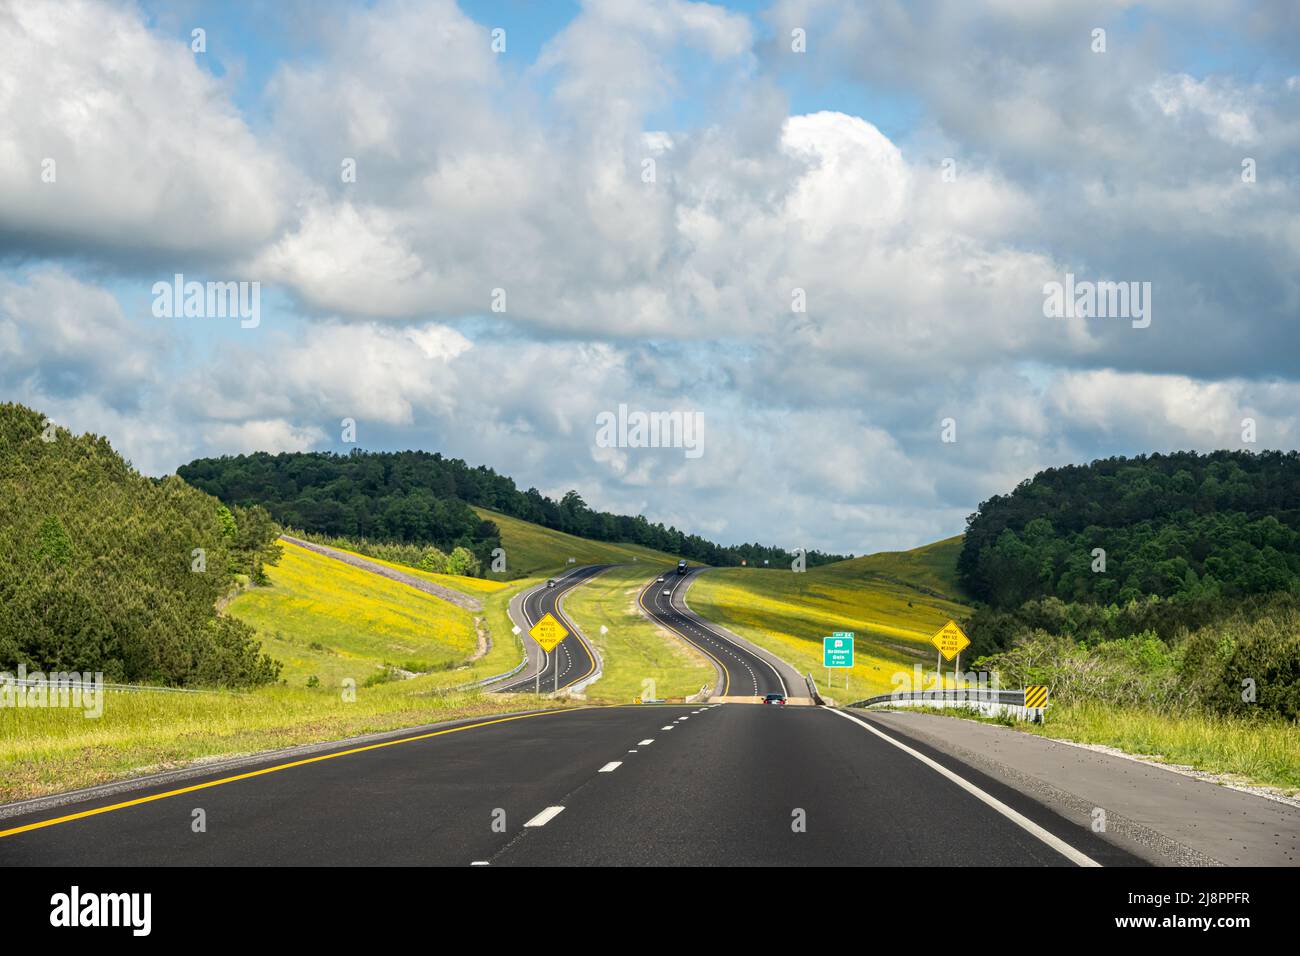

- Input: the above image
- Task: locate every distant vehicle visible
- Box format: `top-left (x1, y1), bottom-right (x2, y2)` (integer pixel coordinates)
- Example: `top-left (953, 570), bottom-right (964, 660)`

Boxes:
top-left (661, 589), bottom-right (671, 596)
top-left (656, 576), bottom-right (665, 583)
top-left (546, 578), bottom-right (556, 588)
top-left (676, 559), bottom-right (688, 575)
top-left (763, 693), bottom-right (787, 706)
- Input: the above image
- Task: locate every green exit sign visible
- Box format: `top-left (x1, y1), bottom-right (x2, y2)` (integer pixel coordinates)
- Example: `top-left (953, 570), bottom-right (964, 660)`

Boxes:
top-left (823, 633), bottom-right (854, 668)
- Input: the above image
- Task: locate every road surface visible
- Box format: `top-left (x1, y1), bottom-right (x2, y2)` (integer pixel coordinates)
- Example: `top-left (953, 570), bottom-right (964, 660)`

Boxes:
top-left (0, 704), bottom-right (1142, 866)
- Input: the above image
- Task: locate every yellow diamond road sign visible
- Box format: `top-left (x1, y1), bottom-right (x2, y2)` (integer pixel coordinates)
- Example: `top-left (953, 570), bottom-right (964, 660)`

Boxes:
top-left (529, 612), bottom-right (568, 653)
top-left (931, 620), bottom-right (970, 662)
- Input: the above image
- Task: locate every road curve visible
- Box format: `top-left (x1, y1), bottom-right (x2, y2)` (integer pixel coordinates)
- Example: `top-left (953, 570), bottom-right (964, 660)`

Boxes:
top-left (494, 565), bottom-right (606, 694)
top-left (640, 568), bottom-right (797, 699)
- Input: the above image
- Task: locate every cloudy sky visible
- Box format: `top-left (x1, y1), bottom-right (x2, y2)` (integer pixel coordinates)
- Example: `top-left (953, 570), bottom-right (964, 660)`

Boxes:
top-left (2, 0), bottom-right (1299, 555)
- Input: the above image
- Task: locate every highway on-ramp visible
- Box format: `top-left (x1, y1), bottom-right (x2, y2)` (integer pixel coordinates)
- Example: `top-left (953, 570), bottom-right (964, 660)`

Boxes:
top-left (0, 704), bottom-right (1142, 866)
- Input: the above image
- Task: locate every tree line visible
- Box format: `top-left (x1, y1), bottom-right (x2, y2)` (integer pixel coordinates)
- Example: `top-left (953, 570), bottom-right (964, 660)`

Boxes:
top-left (178, 449), bottom-right (847, 570)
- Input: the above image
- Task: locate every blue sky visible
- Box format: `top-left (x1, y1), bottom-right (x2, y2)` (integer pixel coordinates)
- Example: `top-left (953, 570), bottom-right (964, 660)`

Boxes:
top-left (3, 0), bottom-right (1300, 554)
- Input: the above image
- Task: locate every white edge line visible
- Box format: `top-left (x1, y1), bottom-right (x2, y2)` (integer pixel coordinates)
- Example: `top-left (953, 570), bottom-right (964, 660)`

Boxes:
top-left (524, 805), bottom-right (566, 827)
top-left (830, 709), bottom-right (1101, 868)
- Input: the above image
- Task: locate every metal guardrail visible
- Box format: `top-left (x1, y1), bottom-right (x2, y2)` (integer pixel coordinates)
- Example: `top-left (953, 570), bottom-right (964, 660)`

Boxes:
top-left (2, 677), bottom-right (226, 695)
top-left (473, 650), bottom-right (530, 688)
top-left (805, 672), bottom-right (824, 706)
top-left (849, 688), bottom-right (1027, 709)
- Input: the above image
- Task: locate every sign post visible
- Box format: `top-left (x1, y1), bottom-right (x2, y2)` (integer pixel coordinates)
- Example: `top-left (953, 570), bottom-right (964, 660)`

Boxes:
top-left (529, 613), bottom-right (569, 695)
top-left (822, 633), bottom-right (854, 688)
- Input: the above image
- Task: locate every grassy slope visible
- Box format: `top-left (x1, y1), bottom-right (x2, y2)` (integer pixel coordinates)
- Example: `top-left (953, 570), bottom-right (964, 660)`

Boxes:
top-left (475, 506), bottom-right (687, 579)
top-left (687, 540), bottom-right (971, 701)
top-left (318, 546), bottom-right (507, 596)
top-left (227, 540), bottom-right (506, 686)
top-left (562, 565), bottom-right (716, 704)
top-left (818, 535), bottom-right (967, 600)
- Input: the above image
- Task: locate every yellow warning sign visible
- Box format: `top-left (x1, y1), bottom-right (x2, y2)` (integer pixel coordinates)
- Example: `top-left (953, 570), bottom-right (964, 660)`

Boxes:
top-left (529, 612), bottom-right (568, 652)
top-left (931, 620), bottom-right (970, 661)
top-left (1024, 685), bottom-right (1049, 709)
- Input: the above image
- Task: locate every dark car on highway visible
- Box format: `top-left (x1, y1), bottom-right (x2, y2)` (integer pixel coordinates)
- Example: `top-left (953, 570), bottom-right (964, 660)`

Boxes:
top-left (763, 693), bottom-right (787, 706)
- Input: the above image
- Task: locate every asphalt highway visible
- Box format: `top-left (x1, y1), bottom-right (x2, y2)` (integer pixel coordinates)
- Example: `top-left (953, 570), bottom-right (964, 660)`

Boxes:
top-left (640, 568), bottom-right (792, 699)
top-left (495, 565), bottom-right (606, 694)
top-left (0, 704), bottom-right (1143, 866)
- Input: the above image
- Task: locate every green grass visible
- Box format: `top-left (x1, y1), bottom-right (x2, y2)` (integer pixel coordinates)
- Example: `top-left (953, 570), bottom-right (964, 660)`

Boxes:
top-left (227, 540), bottom-right (494, 686)
top-left (561, 565), bottom-right (716, 704)
top-left (0, 681), bottom-right (568, 803)
top-left (816, 535), bottom-right (967, 601)
top-left (686, 538), bottom-right (971, 701)
top-left (474, 507), bottom-right (687, 579)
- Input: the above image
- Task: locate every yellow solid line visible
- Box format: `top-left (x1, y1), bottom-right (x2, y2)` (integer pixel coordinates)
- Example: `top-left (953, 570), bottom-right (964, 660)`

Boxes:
top-left (0, 709), bottom-right (571, 840)
top-left (637, 574), bottom-right (730, 697)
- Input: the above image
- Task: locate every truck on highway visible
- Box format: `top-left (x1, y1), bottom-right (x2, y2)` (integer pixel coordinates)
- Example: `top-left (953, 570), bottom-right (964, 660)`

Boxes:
top-left (677, 559), bottom-right (688, 575)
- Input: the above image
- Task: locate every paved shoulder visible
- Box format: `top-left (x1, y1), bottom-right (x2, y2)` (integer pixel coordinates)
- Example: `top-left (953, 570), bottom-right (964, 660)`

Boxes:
top-left (859, 708), bottom-right (1300, 866)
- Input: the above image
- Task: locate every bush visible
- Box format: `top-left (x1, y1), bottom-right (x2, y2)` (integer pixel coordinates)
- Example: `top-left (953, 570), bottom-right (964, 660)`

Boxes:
top-left (973, 630), bottom-right (1191, 711)
top-left (1180, 599), bottom-right (1300, 721)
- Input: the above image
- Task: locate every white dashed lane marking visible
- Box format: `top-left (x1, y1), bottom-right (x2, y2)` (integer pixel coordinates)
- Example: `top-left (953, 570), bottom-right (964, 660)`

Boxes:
top-left (524, 806), bottom-right (566, 827)
top-left (598, 762), bottom-right (622, 773)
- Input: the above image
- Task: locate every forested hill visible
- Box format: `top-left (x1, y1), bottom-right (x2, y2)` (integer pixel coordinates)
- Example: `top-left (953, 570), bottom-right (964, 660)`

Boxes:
top-left (178, 449), bottom-right (847, 569)
top-left (958, 450), bottom-right (1300, 608)
top-left (0, 404), bottom-right (281, 686)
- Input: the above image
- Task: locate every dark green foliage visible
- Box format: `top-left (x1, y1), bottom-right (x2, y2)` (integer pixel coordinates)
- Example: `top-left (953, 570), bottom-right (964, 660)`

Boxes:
top-left (1180, 597), bottom-right (1300, 721)
top-left (0, 403), bottom-right (280, 687)
top-left (958, 451), bottom-right (1300, 607)
top-left (179, 449), bottom-right (846, 568)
